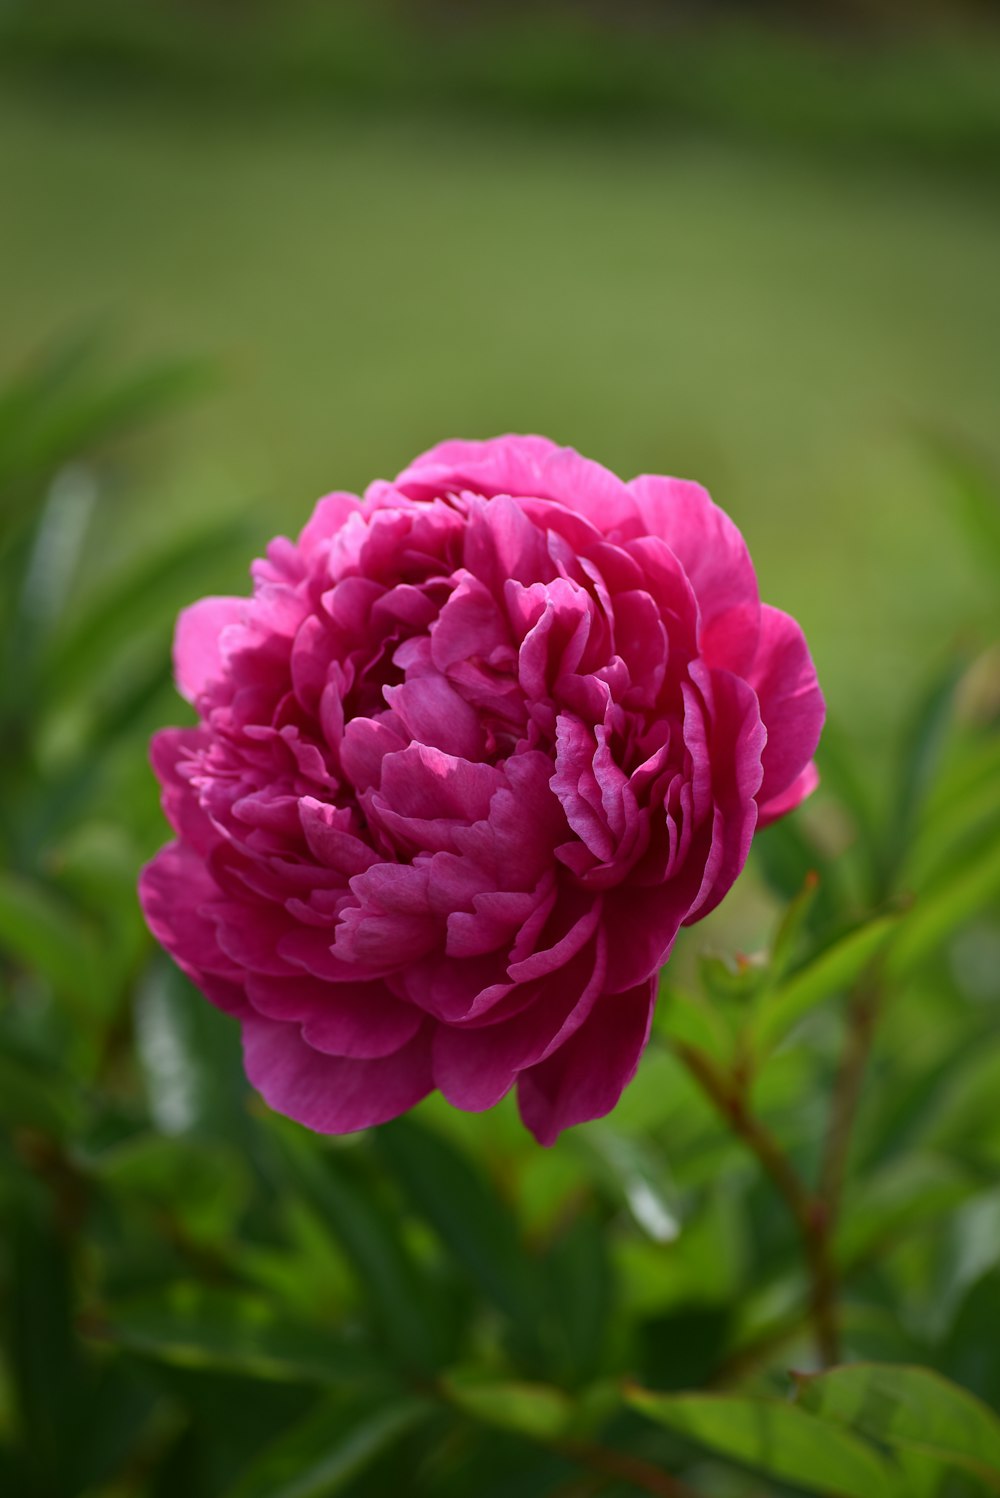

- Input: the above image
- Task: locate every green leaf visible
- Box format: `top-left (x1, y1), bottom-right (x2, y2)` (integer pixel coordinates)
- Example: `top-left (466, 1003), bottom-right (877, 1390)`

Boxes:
top-left (925, 1188), bottom-right (1000, 1342)
top-left (750, 910), bottom-right (901, 1057)
top-left (836, 1155), bottom-right (981, 1269)
top-left (889, 835), bottom-right (1000, 980)
top-left (443, 1372), bottom-right (575, 1441)
top-left (96, 1285), bottom-right (379, 1387)
top-left (543, 1212), bottom-right (612, 1385)
top-left (133, 959), bottom-right (248, 1140)
top-left (770, 870), bottom-right (822, 980)
top-left (6, 1183), bottom-right (84, 1496)
top-left (656, 983), bottom-right (733, 1063)
top-left (574, 1124), bottom-right (682, 1244)
top-left (90, 1132), bottom-right (250, 1241)
top-left (374, 1118), bottom-right (541, 1336)
top-left (0, 1039), bottom-right (82, 1136)
top-left (888, 659), bottom-right (965, 881)
top-left (278, 1134), bottom-right (450, 1374)
top-left (626, 1386), bottom-right (898, 1497)
top-left (42, 516), bottom-right (246, 703)
top-left (793, 1362), bottom-right (1000, 1490)
top-left (814, 717), bottom-right (885, 890)
top-left (224, 1394), bottom-right (432, 1498)
top-left (0, 870), bottom-right (101, 1012)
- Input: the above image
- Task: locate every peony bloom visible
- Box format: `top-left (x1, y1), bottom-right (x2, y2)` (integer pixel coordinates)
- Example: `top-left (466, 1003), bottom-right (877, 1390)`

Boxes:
top-left (140, 437), bottom-right (823, 1144)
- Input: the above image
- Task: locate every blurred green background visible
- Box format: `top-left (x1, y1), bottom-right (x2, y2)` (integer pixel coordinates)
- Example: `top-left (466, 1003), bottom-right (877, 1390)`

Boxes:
top-left (2, 4), bottom-right (1000, 1496)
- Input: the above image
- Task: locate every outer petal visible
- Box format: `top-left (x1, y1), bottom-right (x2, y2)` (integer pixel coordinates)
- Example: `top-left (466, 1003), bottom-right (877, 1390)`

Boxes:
top-left (138, 843), bottom-right (250, 1017)
top-left (757, 761), bottom-right (819, 828)
top-left (244, 973), bottom-right (423, 1059)
top-left (431, 929), bottom-right (606, 1112)
top-left (630, 474), bottom-right (760, 674)
top-left (394, 435), bottom-right (639, 534)
top-left (748, 604), bottom-right (825, 812)
top-left (516, 979), bottom-right (656, 1146)
top-left (682, 663), bottom-right (766, 924)
top-left (242, 1016), bottom-right (434, 1133)
top-left (173, 596), bottom-right (245, 703)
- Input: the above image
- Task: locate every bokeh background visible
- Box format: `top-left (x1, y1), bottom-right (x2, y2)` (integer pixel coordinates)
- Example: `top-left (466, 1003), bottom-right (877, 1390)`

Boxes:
top-left (3, 4), bottom-right (1000, 1496)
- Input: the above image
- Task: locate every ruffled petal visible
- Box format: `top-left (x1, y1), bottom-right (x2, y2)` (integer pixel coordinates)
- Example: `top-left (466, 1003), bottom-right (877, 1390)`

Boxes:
top-left (749, 604), bottom-right (825, 812)
top-left (242, 1016), bottom-right (434, 1132)
top-left (516, 978), bottom-right (656, 1145)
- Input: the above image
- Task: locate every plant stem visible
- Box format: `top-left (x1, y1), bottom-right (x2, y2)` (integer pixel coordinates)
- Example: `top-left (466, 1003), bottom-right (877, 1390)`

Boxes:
top-left (819, 977), bottom-right (883, 1220)
top-left (672, 1042), bottom-right (840, 1367)
top-left (560, 1439), bottom-right (708, 1498)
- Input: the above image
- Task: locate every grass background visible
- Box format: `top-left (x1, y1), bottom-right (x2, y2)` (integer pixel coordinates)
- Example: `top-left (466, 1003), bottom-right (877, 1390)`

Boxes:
top-left (3, 53), bottom-right (999, 761)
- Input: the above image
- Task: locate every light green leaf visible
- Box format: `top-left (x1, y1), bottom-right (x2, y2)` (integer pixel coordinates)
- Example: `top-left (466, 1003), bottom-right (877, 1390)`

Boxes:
top-left (750, 911), bottom-right (900, 1056)
top-left (443, 1372), bottom-right (575, 1440)
top-left (224, 1395), bottom-right (432, 1498)
top-left (793, 1362), bottom-right (1000, 1491)
top-left (626, 1387), bottom-right (898, 1497)
top-left (97, 1285), bottom-right (380, 1386)
top-left (43, 516), bottom-right (245, 702)
top-left (656, 983), bottom-right (733, 1062)
top-left (889, 835), bottom-right (1000, 980)
top-left (770, 870), bottom-right (821, 979)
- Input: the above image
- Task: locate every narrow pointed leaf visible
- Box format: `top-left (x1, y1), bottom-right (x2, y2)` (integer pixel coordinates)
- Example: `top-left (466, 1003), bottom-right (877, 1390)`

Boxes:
top-left (750, 910), bottom-right (900, 1056)
top-left (224, 1395), bottom-right (432, 1498)
top-left (95, 1285), bottom-right (379, 1386)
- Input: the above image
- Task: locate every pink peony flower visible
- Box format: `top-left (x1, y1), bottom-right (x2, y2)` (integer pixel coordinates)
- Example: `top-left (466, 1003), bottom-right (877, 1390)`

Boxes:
top-left (140, 437), bottom-right (823, 1144)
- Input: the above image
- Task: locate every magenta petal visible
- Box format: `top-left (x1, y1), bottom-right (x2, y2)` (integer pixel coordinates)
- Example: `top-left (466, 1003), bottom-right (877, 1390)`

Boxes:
top-left (516, 978), bottom-right (656, 1146)
top-left (432, 932), bottom-right (606, 1111)
top-left (245, 973), bottom-right (422, 1058)
top-left (757, 760), bottom-right (819, 828)
top-left (242, 1017), bottom-right (434, 1132)
top-left (630, 475), bottom-right (760, 675)
top-left (173, 596), bottom-right (246, 703)
top-left (749, 604), bottom-right (825, 810)
top-left (143, 435), bottom-right (822, 1145)
top-left (139, 845), bottom-right (250, 1017)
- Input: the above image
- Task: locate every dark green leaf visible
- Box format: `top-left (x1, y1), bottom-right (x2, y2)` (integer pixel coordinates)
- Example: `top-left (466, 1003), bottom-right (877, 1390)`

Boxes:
top-left (543, 1211), bottom-right (612, 1385)
top-left (0, 870), bottom-right (102, 1012)
top-left (5, 1184), bottom-right (84, 1496)
top-left (374, 1118), bottom-right (542, 1338)
top-left (278, 1133), bottom-right (449, 1374)
top-left (96, 1285), bottom-right (380, 1386)
top-left (224, 1394), bottom-right (432, 1498)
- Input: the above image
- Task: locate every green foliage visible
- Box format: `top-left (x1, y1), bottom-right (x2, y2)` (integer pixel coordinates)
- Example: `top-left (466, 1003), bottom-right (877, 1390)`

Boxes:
top-left (1, 341), bottom-right (999, 1497)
